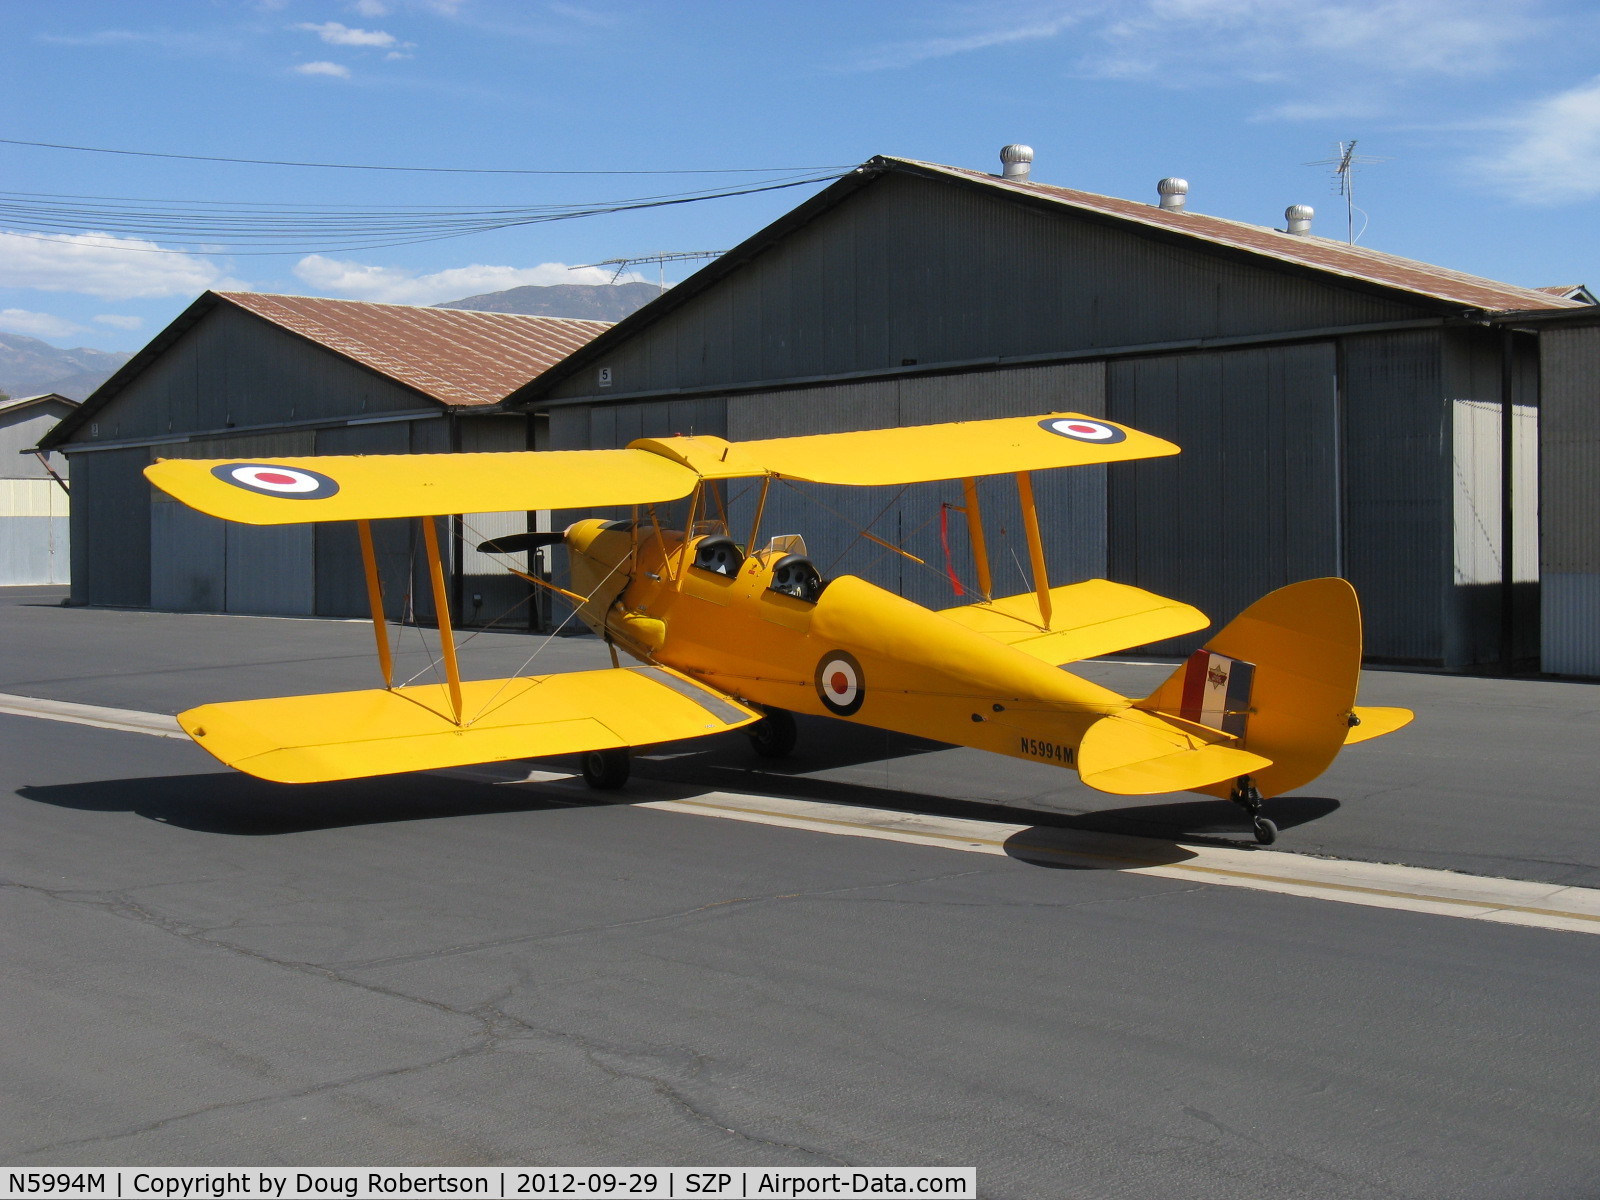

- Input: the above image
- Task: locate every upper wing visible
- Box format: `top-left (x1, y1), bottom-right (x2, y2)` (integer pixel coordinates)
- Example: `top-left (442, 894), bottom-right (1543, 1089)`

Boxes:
top-left (179, 664), bottom-right (759, 783)
top-left (145, 448), bottom-right (698, 526)
top-left (938, 580), bottom-right (1208, 665)
top-left (634, 412), bottom-right (1176, 486)
top-left (146, 412), bottom-right (1175, 525)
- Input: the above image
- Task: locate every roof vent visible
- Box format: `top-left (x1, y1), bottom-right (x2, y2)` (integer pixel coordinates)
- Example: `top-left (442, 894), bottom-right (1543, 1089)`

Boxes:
top-left (1285, 204), bottom-right (1315, 236)
top-left (999, 144), bottom-right (1033, 182)
top-left (1157, 178), bottom-right (1188, 211)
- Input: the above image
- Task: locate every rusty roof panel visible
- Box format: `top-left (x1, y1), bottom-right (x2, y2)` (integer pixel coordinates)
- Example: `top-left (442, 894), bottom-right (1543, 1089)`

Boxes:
top-left (216, 292), bottom-right (610, 407)
top-left (901, 159), bottom-right (1581, 315)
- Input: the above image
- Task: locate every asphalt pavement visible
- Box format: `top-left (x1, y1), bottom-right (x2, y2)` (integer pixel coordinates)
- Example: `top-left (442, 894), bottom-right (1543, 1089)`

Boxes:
top-left (3, 587), bottom-right (1598, 1195)
top-left (3, 586), bottom-right (1595, 887)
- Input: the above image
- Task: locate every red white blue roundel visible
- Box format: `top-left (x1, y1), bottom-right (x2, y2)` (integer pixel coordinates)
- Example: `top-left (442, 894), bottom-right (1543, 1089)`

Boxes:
top-left (816, 650), bottom-right (866, 716)
top-left (1039, 417), bottom-right (1127, 445)
top-left (211, 462), bottom-right (340, 500)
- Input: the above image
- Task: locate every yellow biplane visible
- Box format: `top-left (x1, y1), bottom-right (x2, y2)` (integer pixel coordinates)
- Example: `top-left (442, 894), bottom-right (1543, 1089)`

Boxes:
top-left (144, 412), bottom-right (1411, 845)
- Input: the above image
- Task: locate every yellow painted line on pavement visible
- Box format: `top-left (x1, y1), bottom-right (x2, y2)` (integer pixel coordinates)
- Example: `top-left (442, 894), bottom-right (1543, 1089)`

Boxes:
top-left (0, 691), bottom-right (187, 739)
top-left (635, 792), bottom-right (1600, 936)
top-left (10, 694), bottom-right (1595, 935)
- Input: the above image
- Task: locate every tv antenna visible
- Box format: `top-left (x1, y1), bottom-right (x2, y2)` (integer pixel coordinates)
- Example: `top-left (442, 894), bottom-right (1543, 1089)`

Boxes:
top-left (571, 249), bottom-right (727, 290)
top-left (1305, 140), bottom-right (1388, 245)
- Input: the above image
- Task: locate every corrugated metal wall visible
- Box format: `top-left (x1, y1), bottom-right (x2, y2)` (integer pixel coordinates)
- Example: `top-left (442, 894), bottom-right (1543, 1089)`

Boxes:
top-left (151, 433), bottom-right (316, 615)
top-left (0, 404), bottom-right (74, 585)
top-left (1340, 331), bottom-right (1446, 662)
top-left (1540, 324), bottom-right (1600, 675)
top-left (312, 421), bottom-right (414, 621)
top-left (551, 172), bottom-right (1427, 403)
top-left (69, 447), bottom-right (151, 607)
top-left (456, 415), bottom-right (533, 629)
top-left (74, 307), bottom-right (426, 447)
top-left (0, 479), bottom-right (69, 585)
top-left (59, 300), bottom-right (478, 621)
top-left (1107, 343), bottom-right (1340, 652)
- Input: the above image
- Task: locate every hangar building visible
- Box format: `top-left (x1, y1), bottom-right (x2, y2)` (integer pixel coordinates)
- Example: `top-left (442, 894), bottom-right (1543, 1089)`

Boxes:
top-left (40, 291), bottom-right (607, 626)
top-left (0, 392), bottom-right (76, 585)
top-left (508, 151), bottom-right (1592, 670)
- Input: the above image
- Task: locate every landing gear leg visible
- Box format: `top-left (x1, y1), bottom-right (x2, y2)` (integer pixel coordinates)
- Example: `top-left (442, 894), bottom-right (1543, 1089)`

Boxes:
top-left (746, 707), bottom-right (797, 759)
top-left (1230, 775), bottom-right (1278, 845)
top-left (581, 747), bottom-right (631, 790)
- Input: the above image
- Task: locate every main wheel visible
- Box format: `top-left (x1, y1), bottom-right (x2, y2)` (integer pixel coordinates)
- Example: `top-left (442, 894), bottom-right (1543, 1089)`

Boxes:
top-left (581, 748), bottom-right (631, 790)
top-left (747, 708), bottom-right (798, 759)
top-left (1252, 816), bottom-right (1278, 846)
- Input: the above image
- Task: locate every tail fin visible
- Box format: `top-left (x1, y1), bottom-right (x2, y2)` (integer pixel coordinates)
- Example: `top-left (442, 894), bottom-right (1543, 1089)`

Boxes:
top-left (1136, 577), bottom-right (1389, 799)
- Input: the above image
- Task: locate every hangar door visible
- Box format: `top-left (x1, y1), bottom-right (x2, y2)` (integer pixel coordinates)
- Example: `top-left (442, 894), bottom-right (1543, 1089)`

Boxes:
top-left (1107, 343), bottom-right (1341, 650)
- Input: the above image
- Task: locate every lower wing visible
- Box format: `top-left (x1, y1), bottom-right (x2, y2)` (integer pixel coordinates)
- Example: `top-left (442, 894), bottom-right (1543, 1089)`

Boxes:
top-left (179, 665), bottom-right (758, 783)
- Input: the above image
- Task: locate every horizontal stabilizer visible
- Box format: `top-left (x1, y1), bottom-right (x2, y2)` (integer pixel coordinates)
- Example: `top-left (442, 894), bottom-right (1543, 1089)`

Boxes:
top-left (1077, 709), bottom-right (1272, 796)
top-left (1344, 706), bottom-right (1414, 745)
top-left (938, 579), bottom-right (1208, 665)
top-left (178, 666), bottom-right (758, 784)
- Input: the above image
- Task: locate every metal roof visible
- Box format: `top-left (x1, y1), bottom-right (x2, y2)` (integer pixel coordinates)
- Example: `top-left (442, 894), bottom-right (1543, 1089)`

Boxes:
top-left (0, 392), bottom-right (78, 418)
top-left (216, 291), bottom-right (609, 407)
top-left (508, 155), bottom-right (1581, 406)
top-left (43, 291), bottom-right (610, 448)
top-left (900, 158), bottom-right (1580, 314)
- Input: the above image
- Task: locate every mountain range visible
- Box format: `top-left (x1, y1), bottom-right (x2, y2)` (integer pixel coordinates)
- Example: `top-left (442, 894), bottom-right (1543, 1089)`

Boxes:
top-left (0, 333), bottom-right (132, 402)
top-left (434, 281), bottom-right (664, 322)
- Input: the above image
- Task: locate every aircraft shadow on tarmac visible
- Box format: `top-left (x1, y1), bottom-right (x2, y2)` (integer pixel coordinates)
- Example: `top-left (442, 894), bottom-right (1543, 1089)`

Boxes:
top-left (15, 770), bottom-right (594, 836)
top-left (636, 717), bottom-right (1342, 859)
top-left (16, 707), bottom-right (1339, 854)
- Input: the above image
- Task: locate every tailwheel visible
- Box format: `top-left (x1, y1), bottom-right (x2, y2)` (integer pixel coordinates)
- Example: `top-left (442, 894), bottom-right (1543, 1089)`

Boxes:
top-left (581, 747), bottom-right (631, 790)
top-left (1229, 775), bottom-right (1277, 845)
top-left (746, 707), bottom-right (797, 759)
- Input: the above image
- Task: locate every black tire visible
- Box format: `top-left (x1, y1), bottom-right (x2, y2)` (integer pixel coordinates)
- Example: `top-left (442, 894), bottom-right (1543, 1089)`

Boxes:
top-left (1253, 816), bottom-right (1278, 846)
top-left (581, 748), bottom-right (631, 790)
top-left (747, 708), bottom-right (798, 759)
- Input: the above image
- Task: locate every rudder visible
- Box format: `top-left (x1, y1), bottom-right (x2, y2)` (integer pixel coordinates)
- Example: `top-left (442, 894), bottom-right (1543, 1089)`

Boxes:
top-left (1136, 578), bottom-right (1365, 799)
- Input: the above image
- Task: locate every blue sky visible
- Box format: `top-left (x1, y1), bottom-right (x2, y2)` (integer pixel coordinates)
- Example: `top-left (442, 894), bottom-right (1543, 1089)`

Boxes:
top-left (3, 0), bottom-right (1598, 352)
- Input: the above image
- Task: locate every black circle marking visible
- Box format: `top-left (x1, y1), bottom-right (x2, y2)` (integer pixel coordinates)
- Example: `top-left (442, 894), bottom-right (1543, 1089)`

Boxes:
top-left (815, 650), bottom-right (866, 717)
top-left (211, 462), bottom-right (340, 500)
top-left (1038, 417), bottom-right (1128, 445)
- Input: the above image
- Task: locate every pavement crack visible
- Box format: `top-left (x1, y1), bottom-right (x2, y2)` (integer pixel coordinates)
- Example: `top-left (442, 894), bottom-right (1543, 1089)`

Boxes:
top-left (329, 867), bottom-right (993, 972)
top-left (12, 1043), bottom-right (495, 1160)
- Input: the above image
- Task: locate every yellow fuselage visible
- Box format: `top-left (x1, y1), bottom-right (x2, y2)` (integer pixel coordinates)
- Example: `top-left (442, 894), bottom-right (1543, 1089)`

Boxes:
top-left (566, 520), bottom-right (1132, 772)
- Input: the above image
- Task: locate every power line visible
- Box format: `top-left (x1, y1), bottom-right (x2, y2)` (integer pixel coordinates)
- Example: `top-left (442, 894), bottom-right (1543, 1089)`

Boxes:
top-left (0, 136), bottom-right (854, 177)
top-left (0, 173), bottom-right (844, 255)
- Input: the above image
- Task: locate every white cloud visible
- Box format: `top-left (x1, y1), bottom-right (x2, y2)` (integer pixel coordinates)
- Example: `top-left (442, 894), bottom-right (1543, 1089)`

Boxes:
top-left (0, 309), bottom-right (85, 340)
top-left (294, 60), bottom-right (352, 78)
top-left (0, 231), bottom-right (236, 300)
top-left (1474, 76), bottom-right (1600, 205)
top-left (94, 314), bottom-right (145, 330)
top-left (548, 3), bottom-right (619, 28)
top-left (292, 255), bottom-right (638, 304)
top-left (1091, 0), bottom-right (1533, 82)
top-left (294, 21), bottom-right (398, 47)
top-left (39, 28), bottom-right (239, 53)
top-left (849, 0), bottom-right (1536, 93)
top-left (847, 6), bottom-right (1081, 70)
top-left (350, 0), bottom-right (390, 15)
